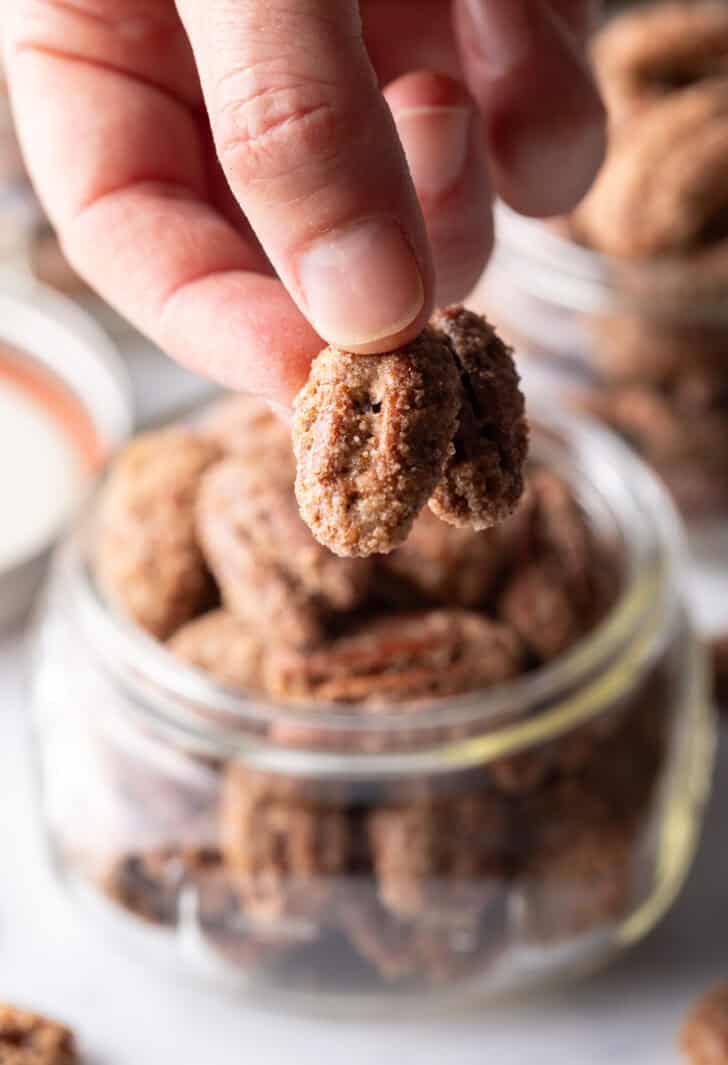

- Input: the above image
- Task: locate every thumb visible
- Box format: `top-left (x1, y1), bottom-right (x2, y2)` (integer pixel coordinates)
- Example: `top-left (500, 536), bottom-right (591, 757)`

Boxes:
top-left (177, 0), bottom-right (434, 354)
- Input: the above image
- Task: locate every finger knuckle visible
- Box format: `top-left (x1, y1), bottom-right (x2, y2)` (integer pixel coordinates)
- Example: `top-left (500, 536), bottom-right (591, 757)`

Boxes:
top-left (215, 63), bottom-right (348, 185)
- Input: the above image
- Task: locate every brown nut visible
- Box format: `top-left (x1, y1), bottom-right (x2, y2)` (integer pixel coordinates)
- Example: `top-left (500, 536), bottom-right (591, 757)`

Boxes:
top-left (94, 429), bottom-right (221, 639)
top-left (340, 888), bottom-right (507, 985)
top-left (382, 507), bottom-right (503, 608)
top-left (574, 80), bottom-right (728, 259)
top-left (198, 393), bottom-right (292, 467)
top-left (102, 846), bottom-right (221, 925)
top-left (267, 609), bottom-right (524, 706)
top-left (167, 609), bottom-right (265, 691)
top-left (220, 765), bottom-right (351, 923)
top-left (499, 561), bottom-right (582, 662)
top-left (368, 791), bottom-right (512, 923)
top-left (0, 1004), bottom-right (78, 1065)
top-left (594, 1), bottom-right (728, 125)
top-left (429, 306), bottom-right (528, 531)
top-left (197, 457), bottom-right (372, 648)
top-left (680, 981), bottom-right (728, 1065)
top-left (293, 329), bottom-right (460, 557)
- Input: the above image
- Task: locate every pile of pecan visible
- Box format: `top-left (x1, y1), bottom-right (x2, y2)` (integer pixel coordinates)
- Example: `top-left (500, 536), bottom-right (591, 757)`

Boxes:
top-left (86, 373), bottom-right (671, 990)
top-left (567, 1), bottom-right (728, 515)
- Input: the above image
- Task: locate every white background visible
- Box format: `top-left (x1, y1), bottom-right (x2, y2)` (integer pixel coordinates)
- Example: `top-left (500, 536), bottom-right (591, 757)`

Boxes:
top-left (1, 339), bottom-right (727, 1064)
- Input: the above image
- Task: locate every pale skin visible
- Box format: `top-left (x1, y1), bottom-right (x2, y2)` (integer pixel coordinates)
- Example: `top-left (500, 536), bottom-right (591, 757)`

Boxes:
top-left (2, 1), bottom-right (605, 407)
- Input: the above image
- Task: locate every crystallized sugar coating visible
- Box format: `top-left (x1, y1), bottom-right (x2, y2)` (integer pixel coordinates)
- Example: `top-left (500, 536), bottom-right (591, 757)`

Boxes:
top-left (267, 609), bottom-right (524, 706)
top-left (167, 609), bottom-right (265, 691)
top-left (429, 306), bottom-right (528, 531)
top-left (94, 429), bottom-right (221, 639)
top-left (0, 1004), bottom-right (78, 1065)
top-left (293, 328), bottom-right (460, 557)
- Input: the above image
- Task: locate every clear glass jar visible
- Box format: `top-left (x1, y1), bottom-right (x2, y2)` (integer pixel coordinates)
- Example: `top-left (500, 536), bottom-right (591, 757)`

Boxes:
top-left (29, 410), bottom-right (713, 1013)
top-left (477, 206), bottom-right (728, 520)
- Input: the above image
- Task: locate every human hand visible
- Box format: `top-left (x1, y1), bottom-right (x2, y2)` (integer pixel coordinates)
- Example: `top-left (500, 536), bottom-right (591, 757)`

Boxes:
top-left (2, 1), bottom-right (605, 406)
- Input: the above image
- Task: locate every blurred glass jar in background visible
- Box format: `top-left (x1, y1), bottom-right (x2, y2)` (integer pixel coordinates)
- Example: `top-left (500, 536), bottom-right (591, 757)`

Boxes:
top-left (476, 0), bottom-right (728, 520)
top-left (29, 408), bottom-right (713, 1012)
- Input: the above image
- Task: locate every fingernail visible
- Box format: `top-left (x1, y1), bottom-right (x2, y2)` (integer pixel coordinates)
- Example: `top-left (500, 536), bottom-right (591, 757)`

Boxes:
top-left (297, 218), bottom-right (425, 348)
top-left (395, 106), bottom-right (472, 200)
top-left (462, 0), bottom-right (532, 77)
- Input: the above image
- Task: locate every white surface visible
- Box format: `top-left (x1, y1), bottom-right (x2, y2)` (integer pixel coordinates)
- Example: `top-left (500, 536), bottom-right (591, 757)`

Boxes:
top-left (0, 347), bottom-right (727, 1064)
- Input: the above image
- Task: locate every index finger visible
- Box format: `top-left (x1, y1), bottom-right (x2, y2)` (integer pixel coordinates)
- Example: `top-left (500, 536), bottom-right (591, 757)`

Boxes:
top-left (3, 0), bottom-right (322, 404)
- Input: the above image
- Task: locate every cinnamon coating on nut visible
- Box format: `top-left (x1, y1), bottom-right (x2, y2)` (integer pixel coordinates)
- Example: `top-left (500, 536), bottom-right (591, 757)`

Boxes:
top-left (198, 392), bottom-right (292, 466)
top-left (293, 328), bottom-right (460, 557)
top-left (267, 609), bottom-right (523, 706)
top-left (594, 1), bottom-right (728, 125)
top-left (429, 306), bottom-right (528, 531)
top-left (168, 609), bottom-right (265, 691)
top-left (197, 457), bottom-right (372, 648)
top-left (94, 429), bottom-right (221, 639)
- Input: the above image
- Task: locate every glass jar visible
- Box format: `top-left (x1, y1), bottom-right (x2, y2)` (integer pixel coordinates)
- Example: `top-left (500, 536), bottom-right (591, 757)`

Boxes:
top-left (477, 206), bottom-right (728, 521)
top-left (29, 409), bottom-right (713, 1013)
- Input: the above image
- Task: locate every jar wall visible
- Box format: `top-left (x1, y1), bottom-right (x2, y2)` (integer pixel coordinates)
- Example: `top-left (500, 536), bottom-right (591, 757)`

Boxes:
top-left (30, 552), bottom-right (712, 1009)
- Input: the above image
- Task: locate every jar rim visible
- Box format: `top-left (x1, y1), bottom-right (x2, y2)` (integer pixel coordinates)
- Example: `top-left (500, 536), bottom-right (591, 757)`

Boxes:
top-left (490, 203), bottom-right (728, 324)
top-left (62, 403), bottom-right (686, 777)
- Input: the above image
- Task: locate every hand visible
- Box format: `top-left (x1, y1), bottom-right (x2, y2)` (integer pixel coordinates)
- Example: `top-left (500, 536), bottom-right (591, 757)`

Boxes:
top-left (2, 1), bottom-right (605, 406)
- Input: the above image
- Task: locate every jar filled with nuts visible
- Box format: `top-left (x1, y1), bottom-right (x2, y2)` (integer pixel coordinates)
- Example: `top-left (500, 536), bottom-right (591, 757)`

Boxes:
top-left (29, 391), bottom-right (712, 1011)
top-left (477, 0), bottom-right (728, 521)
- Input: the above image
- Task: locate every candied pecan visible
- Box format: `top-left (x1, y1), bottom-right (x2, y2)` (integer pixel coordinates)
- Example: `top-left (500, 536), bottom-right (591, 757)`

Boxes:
top-left (267, 610), bottom-right (524, 706)
top-left (293, 329), bottom-right (460, 557)
top-left (594, 1), bottom-right (728, 125)
top-left (429, 306), bottom-right (528, 530)
top-left (168, 610), bottom-right (264, 691)
top-left (367, 791), bottom-right (511, 923)
top-left (711, 634), bottom-right (728, 713)
top-left (220, 766), bottom-right (351, 922)
top-left (103, 846), bottom-right (221, 925)
top-left (516, 819), bottom-right (636, 942)
top-left (574, 80), bottom-right (728, 259)
top-left (590, 315), bottom-right (728, 386)
top-left (499, 562), bottom-right (581, 662)
top-left (382, 507), bottom-right (503, 608)
top-left (0, 1004), bottom-right (78, 1065)
top-left (198, 393), bottom-right (292, 467)
top-left (680, 981), bottom-right (728, 1065)
top-left (340, 889), bottom-right (507, 985)
top-left (197, 458), bottom-right (372, 647)
top-left (94, 429), bottom-right (221, 639)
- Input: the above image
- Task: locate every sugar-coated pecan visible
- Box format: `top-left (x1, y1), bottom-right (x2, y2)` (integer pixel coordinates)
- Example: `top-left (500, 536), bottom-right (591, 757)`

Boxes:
top-left (429, 306), bottom-right (528, 530)
top-left (499, 562), bottom-right (581, 662)
top-left (220, 766), bottom-right (351, 922)
top-left (198, 393), bottom-right (292, 467)
top-left (382, 507), bottom-right (503, 608)
top-left (680, 981), bottom-right (728, 1065)
top-left (103, 846), bottom-right (221, 925)
top-left (574, 81), bottom-right (728, 259)
top-left (340, 888), bottom-right (507, 985)
top-left (367, 791), bottom-right (511, 922)
top-left (94, 429), bottom-right (221, 639)
top-left (293, 329), bottom-right (460, 557)
top-left (197, 458), bottom-right (372, 647)
top-left (267, 610), bottom-right (524, 706)
top-left (167, 610), bottom-right (264, 691)
top-left (594, 1), bottom-right (728, 125)
top-left (0, 1004), bottom-right (78, 1065)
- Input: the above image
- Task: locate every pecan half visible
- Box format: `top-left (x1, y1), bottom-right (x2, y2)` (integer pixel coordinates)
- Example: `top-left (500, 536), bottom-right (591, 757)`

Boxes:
top-left (594, 1), bottom-right (728, 125)
top-left (293, 328), bottom-right (460, 556)
top-left (680, 981), bottom-right (728, 1065)
top-left (197, 458), bottom-right (372, 648)
top-left (429, 306), bottom-right (528, 530)
top-left (198, 393), bottom-right (292, 467)
top-left (382, 507), bottom-right (503, 608)
top-left (574, 80), bottom-right (728, 259)
top-left (0, 1005), bottom-right (78, 1065)
top-left (267, 609), bottom-right (524, 706)
top-left (94, 429), bottom-right (221, 639)
top-left (220, 766), bottom-right (351, 923)
top-left (167, 609), bottom-right (265, 691)
top-left (368, 791), bottom-right (512, 923)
